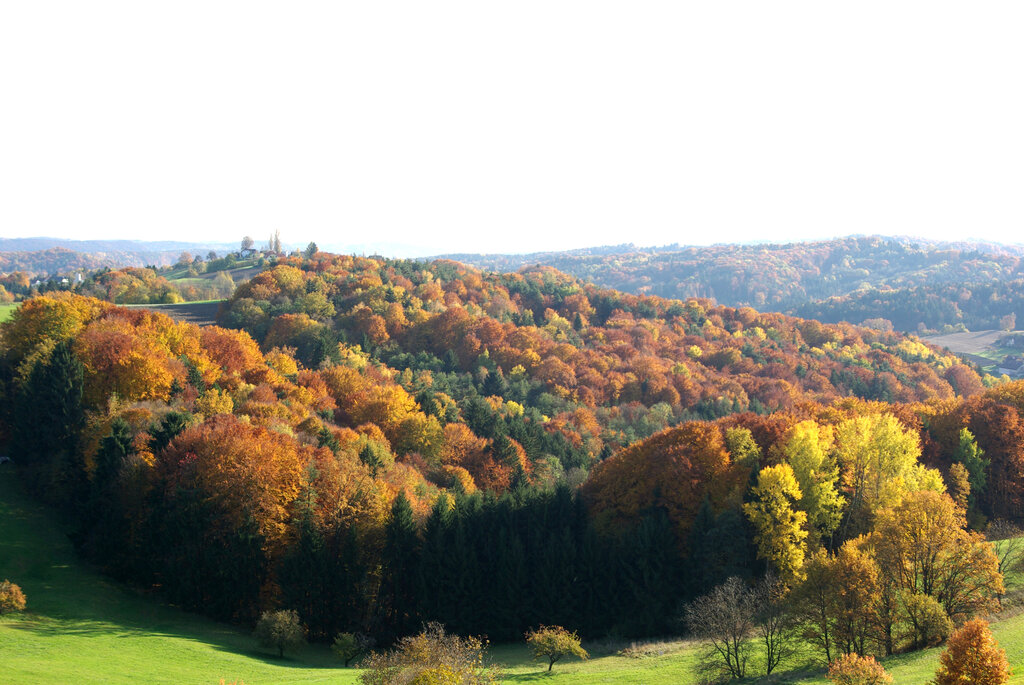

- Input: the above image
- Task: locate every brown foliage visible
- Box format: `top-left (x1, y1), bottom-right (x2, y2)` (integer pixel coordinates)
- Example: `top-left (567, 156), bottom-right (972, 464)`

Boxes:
top-left (934, 619), bottom-right (1010, 685)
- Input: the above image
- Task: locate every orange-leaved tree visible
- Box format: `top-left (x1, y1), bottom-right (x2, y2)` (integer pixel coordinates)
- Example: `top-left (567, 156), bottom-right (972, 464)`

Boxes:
top-left (934, 619), bottom-right (1010, 685)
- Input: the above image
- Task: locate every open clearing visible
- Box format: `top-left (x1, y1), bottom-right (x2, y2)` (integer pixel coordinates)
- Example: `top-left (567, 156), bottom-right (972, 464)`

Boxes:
top-left (4, 467), bottom-right (1024, 684)
top-left (127, 300), bottom-right (224, 326)
top-left (924, 329), bottom-right (1024, 369)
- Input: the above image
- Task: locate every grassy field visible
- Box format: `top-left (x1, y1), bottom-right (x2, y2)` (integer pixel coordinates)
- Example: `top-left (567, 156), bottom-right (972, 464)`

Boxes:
top-left (4, 466), bottom-right (1024, 684)
top-left (0, 302), bottom-right (18, 322)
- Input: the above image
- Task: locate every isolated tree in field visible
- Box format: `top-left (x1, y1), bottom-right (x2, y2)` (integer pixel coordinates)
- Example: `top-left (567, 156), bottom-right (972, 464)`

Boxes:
top-left (0, 580), bottom-right (27, 614)
top-left (685, 576), bottom-right (757, 681)
top-left (332, 631), bottom-right (375, 667)
top-left (241, 235), bottom-right (254, 251)
top-left (934, 619), bottom-right (1010, 685)
top-left (525, 625), bottom-right (588, 672)
top-left (744, 463), bottom-right (808, 582)
top-left (359, 622), bottom-right (501, 685)
top-left (827, 653), bottom-right (892, 685)
top-left (255, 609), bottom-right (306, 658)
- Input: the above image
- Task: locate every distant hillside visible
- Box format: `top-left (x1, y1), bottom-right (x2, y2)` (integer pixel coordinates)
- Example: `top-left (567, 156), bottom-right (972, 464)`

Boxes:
top-left (439, 236), bottom-right (1024, 332)
top-left (0, 238), bottom-right (245, 276)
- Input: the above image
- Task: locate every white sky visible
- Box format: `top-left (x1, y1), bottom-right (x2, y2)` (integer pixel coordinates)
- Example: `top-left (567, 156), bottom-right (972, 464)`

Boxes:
top-left (1, 2), bottom-right (1023, 256)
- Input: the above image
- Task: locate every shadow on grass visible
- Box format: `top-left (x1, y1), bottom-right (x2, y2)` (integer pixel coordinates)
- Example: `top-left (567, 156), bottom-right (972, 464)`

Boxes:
top-left (0, 473), bottom-right (339, 671)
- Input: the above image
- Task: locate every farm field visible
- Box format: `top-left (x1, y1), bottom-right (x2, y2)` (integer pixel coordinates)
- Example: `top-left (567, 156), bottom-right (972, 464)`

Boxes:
top-left (924, 329), bottom-right (1024, 370)
top-left (127, 300), bottom-right (224, 326)
top-left (4, 465), bottom-right (1024, 685)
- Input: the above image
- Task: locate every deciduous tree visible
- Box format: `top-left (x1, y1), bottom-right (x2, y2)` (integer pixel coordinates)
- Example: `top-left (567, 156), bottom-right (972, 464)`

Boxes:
top-left (524, 625), bottom-right (588, 671)
top-left (744, 464), bottom-right (808, 582)
top-left (934, 619), bottom-right (1010, 685)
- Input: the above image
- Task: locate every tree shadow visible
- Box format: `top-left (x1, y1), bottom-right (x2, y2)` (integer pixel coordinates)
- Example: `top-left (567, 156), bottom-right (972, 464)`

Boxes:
top-left (0, 473), bottom-right (339, 670)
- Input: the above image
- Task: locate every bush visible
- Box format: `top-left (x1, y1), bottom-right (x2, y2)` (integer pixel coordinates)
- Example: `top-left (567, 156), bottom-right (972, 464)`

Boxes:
top-left (525, 625), bottom-right (588, 672)
top-left (0, 580), bottom-right (26, 614)
top-left (934, 619), bottom-right (1010, 685)
top-left (827, 653), bottom-right (893, 685)
top-left (254, 609), bottom-right (306, 658)
top-left (359, 622), bottom-right (500, 685)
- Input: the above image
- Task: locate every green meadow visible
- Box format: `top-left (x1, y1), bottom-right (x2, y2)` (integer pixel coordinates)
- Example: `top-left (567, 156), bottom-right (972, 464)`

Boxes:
top-left (4, 468), bottom-right (1024, 684)
top-left (0, 302), bottom-right (18, 322)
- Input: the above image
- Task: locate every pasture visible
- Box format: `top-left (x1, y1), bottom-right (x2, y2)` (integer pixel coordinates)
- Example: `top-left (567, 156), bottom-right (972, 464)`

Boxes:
top-left (4, 467), bottom-right (1024, 684)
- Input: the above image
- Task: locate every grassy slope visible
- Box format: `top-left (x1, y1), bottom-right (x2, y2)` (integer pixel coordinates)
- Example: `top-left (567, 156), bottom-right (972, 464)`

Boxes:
top-left (4, 465), bottom-right (1024, 684)
top-left (0, 302), bottom-right (18, 322)
top-left (0, 470), bottom-right (357, 685)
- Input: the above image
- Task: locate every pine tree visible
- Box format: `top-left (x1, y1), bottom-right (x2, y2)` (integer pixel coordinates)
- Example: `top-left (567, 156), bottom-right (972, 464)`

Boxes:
top-left (377, 492), bottom-right (421, 641)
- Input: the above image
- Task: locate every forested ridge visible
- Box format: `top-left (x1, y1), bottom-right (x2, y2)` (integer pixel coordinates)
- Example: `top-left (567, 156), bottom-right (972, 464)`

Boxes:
top-left (444, 236), bottom-right (1024, 332)
top-left (0, 252), bottom-right (1019, 661)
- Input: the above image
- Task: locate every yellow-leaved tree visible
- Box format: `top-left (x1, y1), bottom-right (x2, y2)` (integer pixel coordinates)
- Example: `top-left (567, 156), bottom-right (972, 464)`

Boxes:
top-left (833, 414), bottom-right (943, 536)
top-left (744, 463), bottom-right (808, 583)
top-left (779, 421), bottom-right (845, 545)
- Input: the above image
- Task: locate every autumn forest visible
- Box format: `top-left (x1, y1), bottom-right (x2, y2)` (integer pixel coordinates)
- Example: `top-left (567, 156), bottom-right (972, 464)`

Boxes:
top-left (3, 246), bottom-right (1024, 681)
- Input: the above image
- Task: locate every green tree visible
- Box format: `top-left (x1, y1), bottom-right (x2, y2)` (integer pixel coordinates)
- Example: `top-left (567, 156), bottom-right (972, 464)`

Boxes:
top-left (525, 625), bottom-right (588, 671)
top-left (954, 428), bottom-right (989, 521)
top-left (255, 609), bottom-right (306, 658)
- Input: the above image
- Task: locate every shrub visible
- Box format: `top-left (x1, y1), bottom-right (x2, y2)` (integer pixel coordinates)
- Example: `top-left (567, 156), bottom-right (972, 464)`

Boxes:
top-left (525, 625), bottom-right (589, 672)
top-left (827, 653), bottom-right (893, 685)
top-left (0, 580), bottom-right (26, 614)
top-left (254, 609), bottom-right (306, 658)
top-left (934, 619), bottom-right (1010, 685)
top-left (359, 622), bottom-right (500, 685)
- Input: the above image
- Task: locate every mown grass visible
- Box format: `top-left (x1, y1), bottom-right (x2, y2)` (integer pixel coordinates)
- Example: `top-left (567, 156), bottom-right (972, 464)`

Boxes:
top-left (4, 465), bottom-right (1024, 685)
